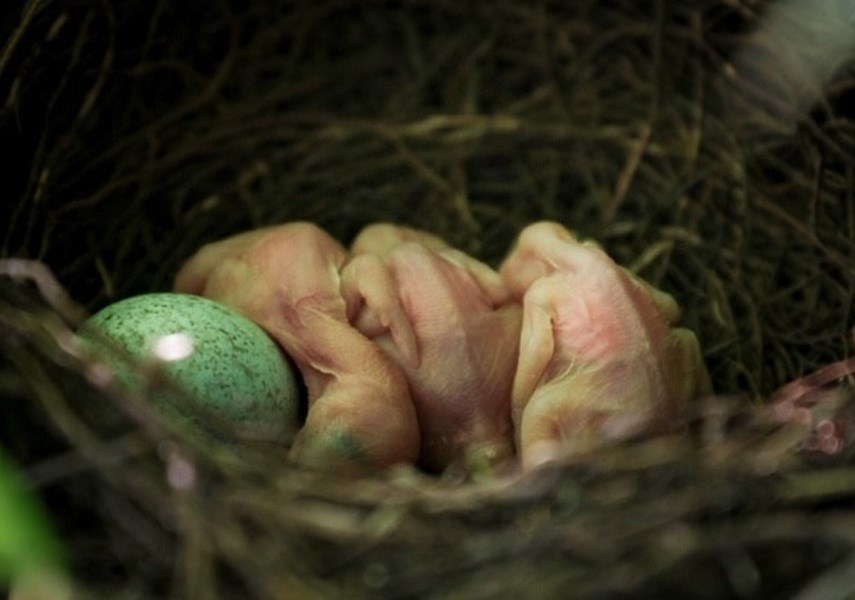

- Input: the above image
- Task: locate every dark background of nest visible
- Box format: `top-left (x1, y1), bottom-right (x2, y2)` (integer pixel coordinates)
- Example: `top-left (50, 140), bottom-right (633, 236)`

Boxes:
top-left (2, 0), bottom-right (855, 598)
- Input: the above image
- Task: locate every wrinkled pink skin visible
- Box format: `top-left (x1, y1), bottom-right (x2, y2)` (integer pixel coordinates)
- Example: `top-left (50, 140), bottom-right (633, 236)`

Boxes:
top-left (173, 223), bottom-right (420, 470)
top-left (344, 224), bottom-right (521, 471)
top-left (500, 222), bottom-right (711, 469)
top-left (174, 220), bottom-right (710, 474)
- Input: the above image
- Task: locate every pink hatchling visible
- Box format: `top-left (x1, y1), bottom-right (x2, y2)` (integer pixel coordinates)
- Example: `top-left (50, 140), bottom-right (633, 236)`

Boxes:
top-left (500, 222), bottom-right (711, 468)
top-left (174, 223), bottom-right (420, 470)
top-left (344, 224), bottom-right (521, 471)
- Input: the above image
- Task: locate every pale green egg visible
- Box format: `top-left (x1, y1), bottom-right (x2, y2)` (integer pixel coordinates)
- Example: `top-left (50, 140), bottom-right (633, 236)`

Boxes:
top-left (79, 293), bottom-right (300, 442)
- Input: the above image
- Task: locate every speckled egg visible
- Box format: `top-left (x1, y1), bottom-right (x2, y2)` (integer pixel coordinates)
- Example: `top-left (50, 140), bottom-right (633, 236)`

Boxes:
top-left (78, 293), bottom-right (300, 442)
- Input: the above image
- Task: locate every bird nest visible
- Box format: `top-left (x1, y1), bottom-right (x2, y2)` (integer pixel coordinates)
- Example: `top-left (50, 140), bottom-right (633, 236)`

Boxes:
top-left (2, 0), bottom-right (855, 597)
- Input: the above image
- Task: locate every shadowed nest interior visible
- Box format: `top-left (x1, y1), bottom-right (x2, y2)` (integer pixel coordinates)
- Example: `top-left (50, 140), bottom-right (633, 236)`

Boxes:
top-left (2, 0), bottom-right (855, 597)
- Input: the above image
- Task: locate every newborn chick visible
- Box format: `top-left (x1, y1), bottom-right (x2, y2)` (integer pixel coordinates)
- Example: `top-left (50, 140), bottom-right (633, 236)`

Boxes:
top-left (500, 222), bottom-right (711, 468)
top-left (174, 223), bottom-right (419, 470)
top-left (343, 224), bottom-right (522, 472)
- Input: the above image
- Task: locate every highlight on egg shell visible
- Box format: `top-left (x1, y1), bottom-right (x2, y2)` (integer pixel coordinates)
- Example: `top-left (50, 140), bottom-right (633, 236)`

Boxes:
top-left (77, 293), bottom-right (301, 443)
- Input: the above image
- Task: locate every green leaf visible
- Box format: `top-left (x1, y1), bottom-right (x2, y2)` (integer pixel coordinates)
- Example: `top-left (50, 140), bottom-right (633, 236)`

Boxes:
top-left (0, 449), bottom-right (65, 583)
